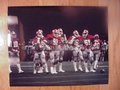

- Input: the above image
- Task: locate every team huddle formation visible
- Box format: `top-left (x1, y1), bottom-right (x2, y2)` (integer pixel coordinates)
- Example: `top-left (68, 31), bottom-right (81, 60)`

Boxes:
top-left (8, 28), bottom-right (108, 74)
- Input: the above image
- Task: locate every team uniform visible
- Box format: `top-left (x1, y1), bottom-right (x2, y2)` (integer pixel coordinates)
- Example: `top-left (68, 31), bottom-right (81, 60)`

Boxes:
top-left (9, 28), bottom-right (107, 74)
top-left (46, 29), bottom-right (63, 74)
top-left (32, 30), bottom-right (50, 74)
top-left (57, 28), bottom-right (67, 72)
top-left (68, 30), bottom-right (84, 72)
top-left (8, 31), bottom-right (24, 73)
top-left (100, 40), bottom-right (108, 61)
top-left (81, 30), bottom-right (95, 72)
top-left (92, 34), bottom-right (101, 70)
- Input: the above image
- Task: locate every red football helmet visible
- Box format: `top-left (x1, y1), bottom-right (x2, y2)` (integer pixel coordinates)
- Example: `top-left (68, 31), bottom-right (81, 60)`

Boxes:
top-left (83, 29), bottom-right (88, 34)
top-left (94, 34), bottom-right (99, 39)
top-left (82, 29), bottom-right (89, 38)
top-left (58, 28), bottom-right (63, 36)
top-left (36, 29), bottom-right (43, 35)
top-left (52, 29), bottom-right (59, 37)
top-left (73, 30), bottom-right (80, 37)
top-left (52, 29), bottom-right (57, 33)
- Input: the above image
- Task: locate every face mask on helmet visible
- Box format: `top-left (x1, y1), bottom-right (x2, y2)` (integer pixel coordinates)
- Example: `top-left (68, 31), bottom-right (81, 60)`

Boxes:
top-left (94, 34), bottom-right (99, 39)
top-left (82, 33), bottom-right (88, 38)
top-left (73, 30), bottom-right (80, 37)
top-left (36, 29), bottom-right (43, 37)
top-left (58, 28), bottom-right (63, 35)
top-left (82, 30), bottom-right (88, 38)
top-left (53, 29), bottom-right (59, 37)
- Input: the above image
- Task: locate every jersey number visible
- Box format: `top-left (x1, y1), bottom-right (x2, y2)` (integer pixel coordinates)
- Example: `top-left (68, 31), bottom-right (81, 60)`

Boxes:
top-left (53, 38), bottom-right (58, 45)
top-left (84, 39), bottom-right (90, 46)
top-left (13, 41), bottom-right (19, 47)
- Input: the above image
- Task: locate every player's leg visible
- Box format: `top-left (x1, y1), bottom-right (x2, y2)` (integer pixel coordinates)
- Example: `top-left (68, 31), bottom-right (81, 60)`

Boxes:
top-left (53, 50), bottom-right (60, 74)
top-left (8, 60), bottom-right (12, 73)
top-left (72, 50), bottom-right (78, 72)
top-left (40, 51), bottom-right (49, 73)
top-left (17, 64), bottom-right (24, 73)
top-left (38, 52), bottom-right (45, 74)
top-left (78, 50), bottom-right (84, 71)
top-left (8, 51), bottom-right (13, 73)
top-left (83, 50), bottom-right (89, 72)
top-left (9, 65), bottom-right (12, 73)
top-left (33, 52), bottom-right (38, 74)
top-left (49, 51), bottom-right (55, 74)
top-left (59, 50), bottom-right (65, 72)
top-left (15, 56), bottom-right (24, 73)
top-left (93, 51), bottom-right (100, 70)
top-left (8, 57), bottom-right (12, 73)
top-left (89, 50), bottom-right (96, 72)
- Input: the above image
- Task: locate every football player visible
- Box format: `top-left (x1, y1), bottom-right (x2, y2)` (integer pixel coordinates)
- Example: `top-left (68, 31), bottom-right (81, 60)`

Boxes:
top-left (32, 29), bottom-right (50, 74)
top-left (81, 29), bottom-right (95, 72)
top-left (57, 28), bottom-right (66, 72)
top-left (46, 29), bottom-right (60, 74)
top-left (92, 34), bottom-right (101, 70)
top-left (68, 30), bottom-right (84, 72)
top-left (8, 31), bottom-right (24, 73)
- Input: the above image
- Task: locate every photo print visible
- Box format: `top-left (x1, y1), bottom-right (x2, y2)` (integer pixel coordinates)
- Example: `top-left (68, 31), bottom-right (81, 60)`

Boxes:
top-left (8, 6), bottom-right (108, 86)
